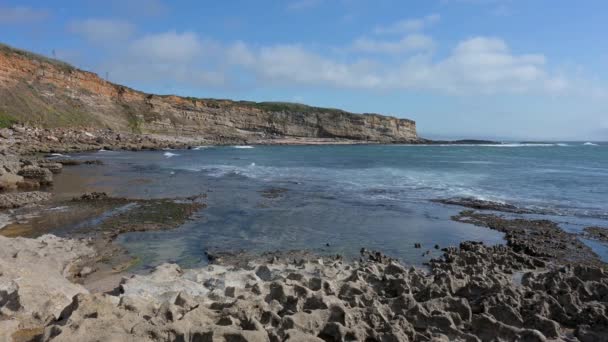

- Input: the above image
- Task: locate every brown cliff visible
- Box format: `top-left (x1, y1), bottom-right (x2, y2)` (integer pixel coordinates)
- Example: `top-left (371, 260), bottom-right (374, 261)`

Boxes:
top-left (0, 43), bottom-right (418, 143)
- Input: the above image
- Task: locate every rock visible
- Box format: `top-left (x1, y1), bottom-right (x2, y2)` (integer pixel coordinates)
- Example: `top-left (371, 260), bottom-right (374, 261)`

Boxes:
top-left (2, 229), bottom-right (607, 341)
top-left (0, 191), bottom-right (51, 209)
top-left (0, 234), bottom-right (94, 329)
top-left (78, 266), bottom-right (94, 277)
top-left (0, 172), bottom-right (23, 191)
top-left (0, 128), bottom-right (12, 139)
top-left (18, 166), bottom-right (53, 185)
top-left (38, 162), bottom-right (63, 174)
top-left (256, 265), bottom-right (273, 282)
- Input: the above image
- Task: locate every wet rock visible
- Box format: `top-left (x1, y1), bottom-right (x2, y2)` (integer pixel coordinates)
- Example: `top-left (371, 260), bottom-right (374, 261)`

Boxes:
top-left (584, 226), bottom-right (608, 242)
top-left (256, 265), bottom-right (273, 282)
top-left (0, 191), bottom-right (51, 209)
top-left (433, 197), bottom-right (536, 214)
top-left (38, 162), bottom-right (63, 174)
top-left (18, 165), bottom-right (53, 185)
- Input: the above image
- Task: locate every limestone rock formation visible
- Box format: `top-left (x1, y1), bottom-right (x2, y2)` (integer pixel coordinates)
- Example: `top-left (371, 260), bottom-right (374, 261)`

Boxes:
top-left (0, 235), bottom-right (95, 337)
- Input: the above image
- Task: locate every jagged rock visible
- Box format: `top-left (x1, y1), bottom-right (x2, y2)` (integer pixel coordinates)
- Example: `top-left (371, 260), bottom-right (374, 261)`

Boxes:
top-left (0, 235), bottom-right (94, 332)
top-left (0, 230), bottom-right (606, 341)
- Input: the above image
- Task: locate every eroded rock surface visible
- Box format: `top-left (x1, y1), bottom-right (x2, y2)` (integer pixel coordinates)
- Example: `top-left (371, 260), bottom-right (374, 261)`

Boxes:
top-left (0, 191), bottom-right (52, 209)
top-left (28, 242), bottom-right (608, 342)
top-left (0, 235), bottom-right (95, 338)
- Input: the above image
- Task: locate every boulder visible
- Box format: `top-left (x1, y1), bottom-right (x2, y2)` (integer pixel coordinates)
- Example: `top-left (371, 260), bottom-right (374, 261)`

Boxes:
top-left (0, 172), bottom-right (23, 191)
top-left (18, 166), bottom-right (53, 185)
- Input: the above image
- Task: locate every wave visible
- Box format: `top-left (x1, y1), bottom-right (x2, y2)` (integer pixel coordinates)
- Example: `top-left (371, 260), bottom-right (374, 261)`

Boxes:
top-left (584, 142), bottom-right (599, 146)
top-left (169, 159), bottom-right (608, 221)
top-left (458, 161), bottom-right (499, 165)
top-left (164, 152), bottom-right (179, 158)
top-left (49, 153), bottom-right (70, 158)
top-left (193, 146), bottom-right (211, 150)
top-left (233, 146), bottom-right (254, 149)
top-left (406, 143), bottom-right (564, 147)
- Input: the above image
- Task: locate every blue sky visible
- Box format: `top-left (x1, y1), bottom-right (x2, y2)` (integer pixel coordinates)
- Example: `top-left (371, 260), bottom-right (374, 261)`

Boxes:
top-left (1, 0), bottom-right (607, 140)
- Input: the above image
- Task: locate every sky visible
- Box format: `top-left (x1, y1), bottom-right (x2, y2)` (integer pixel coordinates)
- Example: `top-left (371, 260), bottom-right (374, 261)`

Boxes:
top-left (1, 0), bottom-right (607, 141)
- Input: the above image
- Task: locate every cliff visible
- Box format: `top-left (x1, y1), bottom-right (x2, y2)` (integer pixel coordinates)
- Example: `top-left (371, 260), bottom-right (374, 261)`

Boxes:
top-left (0, 43), bottom-right (418, 143)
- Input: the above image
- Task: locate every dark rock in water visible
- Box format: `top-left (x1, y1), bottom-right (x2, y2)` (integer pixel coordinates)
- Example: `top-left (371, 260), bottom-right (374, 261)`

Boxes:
top-left (18, 166), bottom-right (53, 185)
top-left (583, 226), bottom-right (608, 242)
top-left (38, 162), bottom-right (63, 174)
top-left (453, 211), bottom-right (603, 268)
top-left (259, 187), bottom-right (288, 199)
top-left (75, 192), bottom-right (109, 201)
top-left (414, 243), bottom-right (422, 248)
top-left (53, 159), bottom-right (104, 166)
top-left (432, 197), bottom-right (536, 214)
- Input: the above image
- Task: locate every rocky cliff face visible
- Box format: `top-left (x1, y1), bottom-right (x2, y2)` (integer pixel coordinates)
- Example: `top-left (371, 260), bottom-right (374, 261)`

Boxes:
top-left (0, 44), bottom-right (417, 143)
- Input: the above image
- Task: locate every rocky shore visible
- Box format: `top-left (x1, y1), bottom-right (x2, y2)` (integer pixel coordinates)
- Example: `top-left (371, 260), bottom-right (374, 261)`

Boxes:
top-left (1, 125), bottom-right (608, 341)
top-left (2, 232), bottom-right (607, 341)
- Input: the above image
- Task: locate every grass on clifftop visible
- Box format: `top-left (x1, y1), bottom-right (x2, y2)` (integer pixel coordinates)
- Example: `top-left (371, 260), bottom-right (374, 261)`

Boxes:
top-left (0, 43), bottom-right (75, 73)
top-left (0, 111), bottom-right (18, 128)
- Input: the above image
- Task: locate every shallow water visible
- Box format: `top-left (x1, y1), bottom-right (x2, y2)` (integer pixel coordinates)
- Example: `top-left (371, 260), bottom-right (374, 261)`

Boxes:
top-left (51, 143), bottom-right (608, 269)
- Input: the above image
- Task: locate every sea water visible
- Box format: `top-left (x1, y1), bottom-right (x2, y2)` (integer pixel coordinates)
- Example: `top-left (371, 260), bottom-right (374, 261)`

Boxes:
top-left (52, 142), bottom-right (608, 269)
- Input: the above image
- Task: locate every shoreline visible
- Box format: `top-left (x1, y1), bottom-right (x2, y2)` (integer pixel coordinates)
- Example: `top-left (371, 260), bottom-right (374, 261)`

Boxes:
top-left (2, 125), bottom-right (608, 341)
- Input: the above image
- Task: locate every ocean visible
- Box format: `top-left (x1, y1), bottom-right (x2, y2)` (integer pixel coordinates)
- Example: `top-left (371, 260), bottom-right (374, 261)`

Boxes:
top-left (52, 142), bottom-right (608, 270)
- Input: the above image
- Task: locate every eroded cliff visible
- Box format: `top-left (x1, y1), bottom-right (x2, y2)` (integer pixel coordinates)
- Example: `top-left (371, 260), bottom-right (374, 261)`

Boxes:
top-left (0, 43), bottom-right (417, 143)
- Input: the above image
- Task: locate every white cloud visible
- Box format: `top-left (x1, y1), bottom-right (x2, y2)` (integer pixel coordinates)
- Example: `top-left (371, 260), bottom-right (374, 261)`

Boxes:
top-left (374, 14), bottom-right (440, 34)
top-left (220, 36), bottom-right (566, 95)
top-left (352, 34), bottom-right (435, 54)
top-left (0, 6), bottom-right (49, 24)
top-left (129, 31), bottom-right (204, 63)
top-left (69, 19), bottom-right (135, 43)
top-left (92, 29), bottom-right (582, 96)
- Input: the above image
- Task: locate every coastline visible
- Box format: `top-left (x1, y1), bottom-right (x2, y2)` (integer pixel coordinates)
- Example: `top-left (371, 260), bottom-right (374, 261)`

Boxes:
top-left (1, 125), bottom-right (608, 341)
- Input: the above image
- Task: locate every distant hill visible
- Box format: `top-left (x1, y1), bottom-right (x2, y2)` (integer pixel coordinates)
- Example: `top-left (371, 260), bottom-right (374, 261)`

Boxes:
top-left (0, 43), bottom-right (418, 143)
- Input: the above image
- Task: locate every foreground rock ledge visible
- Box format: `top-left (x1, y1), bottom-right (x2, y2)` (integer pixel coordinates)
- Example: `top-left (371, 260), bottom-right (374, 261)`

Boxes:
top-left (1, 236), bottom-right (608, 342)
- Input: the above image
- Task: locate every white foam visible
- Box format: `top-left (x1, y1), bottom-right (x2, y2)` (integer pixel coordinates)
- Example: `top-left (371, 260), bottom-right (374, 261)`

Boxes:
top-left (398, 143), bottom-right (558, 147)
top-left (193, 146), bottom-right (211, 150)
top-left (50, 153), bottom-right (69, 157)
top-left (458, 161), bottom-right (498, 165)
top-left (556, 143), bottom-right (569, 147)
top-left (584, 142), bottom-right (598, 146)
top-left (164, 152), bottom-right (179, 158)
top-left (0, 214), bottom-right (11, 230)
top-left (47, 206), bottom-right (69, 212)
top-left (233, 146), bottom-right (254, 149)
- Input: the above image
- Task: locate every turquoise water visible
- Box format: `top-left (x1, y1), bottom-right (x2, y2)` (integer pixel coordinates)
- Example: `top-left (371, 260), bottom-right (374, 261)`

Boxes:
top-left (54, 142), bottom-right (608, 269)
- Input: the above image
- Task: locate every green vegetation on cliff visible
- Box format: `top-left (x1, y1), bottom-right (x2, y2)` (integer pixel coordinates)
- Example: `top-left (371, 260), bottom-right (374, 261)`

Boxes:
top-left (0, 110), bottom-right (18, 128)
